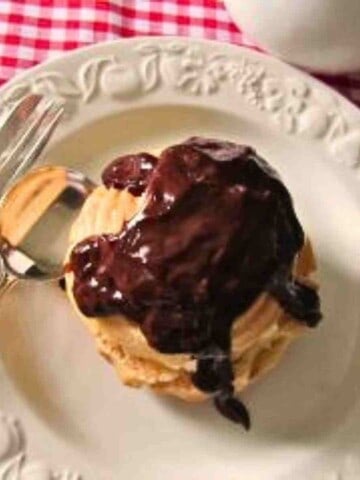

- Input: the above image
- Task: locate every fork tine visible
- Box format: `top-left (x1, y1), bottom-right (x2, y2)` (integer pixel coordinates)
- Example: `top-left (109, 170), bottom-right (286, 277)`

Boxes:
top-left (0, 94), bottom-right (43, 148)
top-left (0, 98), bottom-right (58, 173)
top-left (0, 101), bottom-right (64, 194)
top-left (9, 105), bottom-right (64, 186)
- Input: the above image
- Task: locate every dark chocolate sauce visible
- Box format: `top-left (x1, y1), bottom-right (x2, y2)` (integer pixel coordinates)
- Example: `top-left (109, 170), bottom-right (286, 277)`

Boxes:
top-left (70, 137), bottom-right (322, 428)
top-left (102, 153), bottom-right (157, 196)
top-left (58, 277), bottom-right (66, 291)
top-left (215, 390), bottom-right (251, 429)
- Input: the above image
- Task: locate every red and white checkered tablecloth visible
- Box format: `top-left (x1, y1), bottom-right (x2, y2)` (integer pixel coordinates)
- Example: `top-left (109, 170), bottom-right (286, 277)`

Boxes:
top-left (0, 0), bottom-right (360, 108)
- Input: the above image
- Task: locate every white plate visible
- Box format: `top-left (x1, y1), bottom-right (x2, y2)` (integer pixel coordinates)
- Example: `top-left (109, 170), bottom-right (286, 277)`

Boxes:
top-left (0, 37), bottom-right (359, 480)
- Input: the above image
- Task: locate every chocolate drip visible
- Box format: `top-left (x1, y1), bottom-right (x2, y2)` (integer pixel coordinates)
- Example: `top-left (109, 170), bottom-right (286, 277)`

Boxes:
top-left (215, 390), bottom-right (251, 430)
top-left (267, 269), bottom-right (321, 327)
top-left (58, 277), bottom-right (66, 291)
top-left (102, 153), bottom-right (157, 196)
top-left (70, 137), bottom-right (322, 426)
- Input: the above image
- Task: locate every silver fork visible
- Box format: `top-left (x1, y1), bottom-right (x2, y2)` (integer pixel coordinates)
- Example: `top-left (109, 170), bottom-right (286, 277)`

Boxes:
top-left (0, 93), bottom-right (65, 195)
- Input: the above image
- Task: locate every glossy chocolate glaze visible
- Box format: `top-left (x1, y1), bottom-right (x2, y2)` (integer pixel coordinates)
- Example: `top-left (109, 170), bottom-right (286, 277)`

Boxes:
top-left (70, 137), bottom-right (322, 427)
top-left (102, 153), bottom-right (157, 196)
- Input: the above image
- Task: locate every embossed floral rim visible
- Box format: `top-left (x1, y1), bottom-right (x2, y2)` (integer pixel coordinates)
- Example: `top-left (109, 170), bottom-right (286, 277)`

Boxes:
top-left (0, 37), bottom-right (359, 176)
top-left (0, 37), bottom-right (359, 480)
top-left (0, 410), bottom-right (80, 479)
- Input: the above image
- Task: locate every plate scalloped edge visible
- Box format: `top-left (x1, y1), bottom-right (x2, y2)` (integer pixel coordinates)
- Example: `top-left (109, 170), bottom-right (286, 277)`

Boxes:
top-left (0, 38), bottom-right (359, 178)
top-left (1, 405), bottom-right (360, 480)
top-left (0, 37), bottom-right (359, 480)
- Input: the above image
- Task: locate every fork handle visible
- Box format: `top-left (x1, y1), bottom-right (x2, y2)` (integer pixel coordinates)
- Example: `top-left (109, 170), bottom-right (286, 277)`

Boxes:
top-left (0, 263), bottom-right (17, 300)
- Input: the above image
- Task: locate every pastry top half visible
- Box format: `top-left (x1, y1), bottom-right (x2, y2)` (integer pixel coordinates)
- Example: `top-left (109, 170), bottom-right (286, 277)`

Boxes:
top-left (66, 137), bottom-right (321, 427)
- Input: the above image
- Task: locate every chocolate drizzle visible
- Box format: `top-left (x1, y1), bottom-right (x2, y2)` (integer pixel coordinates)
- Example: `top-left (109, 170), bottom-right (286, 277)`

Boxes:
top-left (70, 137), bottom-right (322, 428)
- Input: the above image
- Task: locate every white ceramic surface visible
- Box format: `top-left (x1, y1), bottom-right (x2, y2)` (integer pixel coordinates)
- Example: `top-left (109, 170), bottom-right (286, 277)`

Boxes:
top-left (0, 37), bottom-right (360, 480)
top-left (224, 0), bottom-right (360, 73)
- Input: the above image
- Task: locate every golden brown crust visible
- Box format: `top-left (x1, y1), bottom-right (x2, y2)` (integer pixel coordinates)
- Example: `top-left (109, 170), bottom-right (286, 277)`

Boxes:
top-left (66, 186), bottom-right (317, 402)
